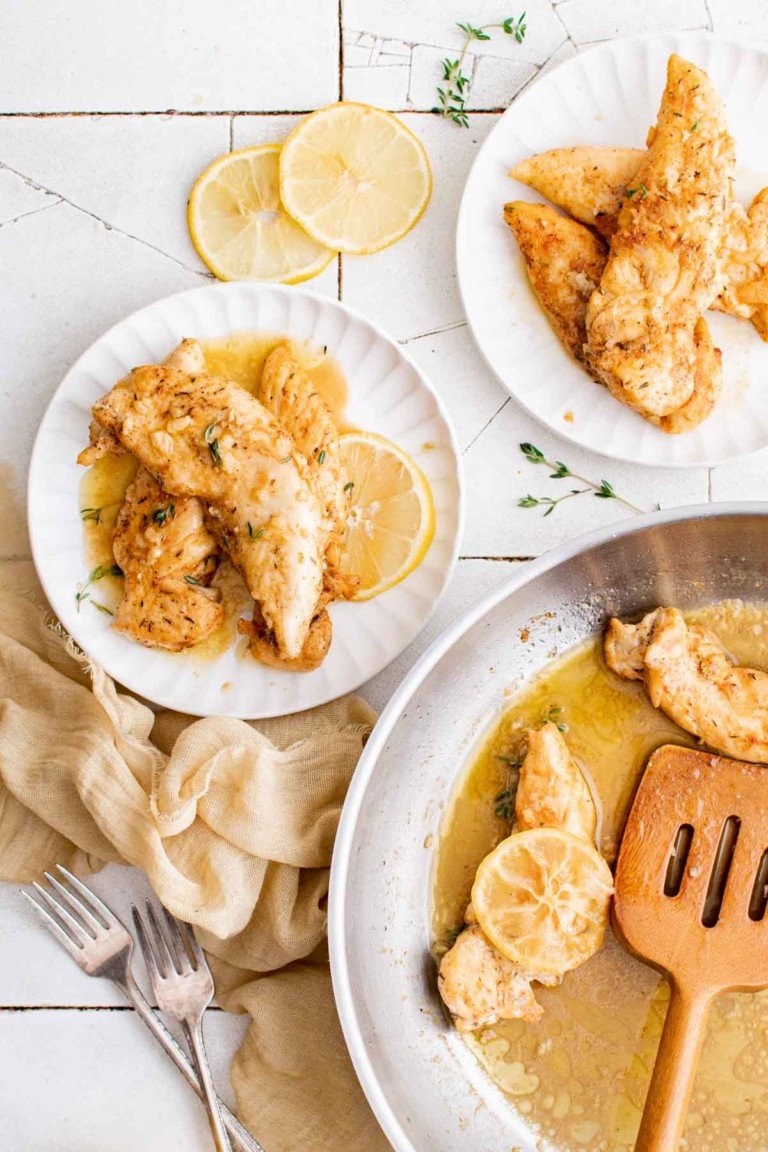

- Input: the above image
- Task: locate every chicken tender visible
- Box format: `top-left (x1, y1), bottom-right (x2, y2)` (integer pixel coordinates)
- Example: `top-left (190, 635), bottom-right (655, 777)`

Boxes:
top-left (259, 342), bottom-right (357, 600)
top-left (504, 201), bottom-right (607, 362)
top-left (92, 362), bottom-right (328, 663)
top-left (438, 923), bottom-right (544, 1032)
top-left (515, 722), bottom-right (597, 843)
top-left (605, 607), bottom-right (768, 763)
top-left (510, 146), bottom-right (644, 240)
top-left (112, 469), bottom-right (223, 650)
top-left (438, 722), bottom-right (601, 1031)
top-left (505, 202), bottom-right (721, 432)
top-left (585, 55), bottom-right (735, 420)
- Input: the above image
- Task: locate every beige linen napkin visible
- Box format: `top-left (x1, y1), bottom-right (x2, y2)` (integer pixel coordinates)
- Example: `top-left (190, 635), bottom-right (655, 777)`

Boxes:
top-left (0, 584), bottom-right (389, 1152)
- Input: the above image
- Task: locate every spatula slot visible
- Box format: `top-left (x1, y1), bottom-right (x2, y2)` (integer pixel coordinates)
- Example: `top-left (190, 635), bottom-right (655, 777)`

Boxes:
top-left (748, 850), bottom-right (768, 922)
top-left (702, 816), bottom-right (741, 928)
top-left (664, 824), bottom-right (694, 897)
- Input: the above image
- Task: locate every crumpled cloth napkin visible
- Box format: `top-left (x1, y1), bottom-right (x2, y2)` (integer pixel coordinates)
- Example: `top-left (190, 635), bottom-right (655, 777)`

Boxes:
top-left (0, 584), bottom-right (389, 1152)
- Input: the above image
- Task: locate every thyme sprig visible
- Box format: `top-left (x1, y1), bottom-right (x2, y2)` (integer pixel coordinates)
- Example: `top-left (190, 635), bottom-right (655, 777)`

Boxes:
top-left (432, 14), bottom-right (527, 128)
top-left (75, 563), bottom-right (122, 612)
top-left (494, 749), bottom-right (524, 819)
top-left (518, 443), bottom-right (646, 516)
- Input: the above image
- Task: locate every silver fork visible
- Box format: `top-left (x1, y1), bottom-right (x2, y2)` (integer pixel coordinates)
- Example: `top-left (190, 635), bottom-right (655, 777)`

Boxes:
top-left (133, 901), bottom-right (232, 1152)
top-left (23, 866), bottom-right (261, 1152)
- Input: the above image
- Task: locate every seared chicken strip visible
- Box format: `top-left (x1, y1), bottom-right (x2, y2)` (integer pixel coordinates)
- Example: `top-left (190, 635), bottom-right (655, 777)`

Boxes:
top-left (438, 919), bottom-right (545, 1031)
top-left (586, 55), bottom-right (735, 420)
top-left (112, 469), bottom-right (222, 650)
top-left (79, 339), bottom-right (225, 652)
top-left (510, 146), bottom-right (644, 241)
top-left (438, 724), bottom-right (599, 1032)
top-left (505, 202), bottom-right (721, 431)
top-left (504, 201), bottom-right (607, 363)
top-left (91, 362), bottom-right (328, 662)
top-left (259, 342), bottom-right (358, 600)
top-left (605, 607), bottom-right (768, 763)
top-left (515, 722), bottom-right (597, 842)
top-left (512, 147), bottom-right (768, 341)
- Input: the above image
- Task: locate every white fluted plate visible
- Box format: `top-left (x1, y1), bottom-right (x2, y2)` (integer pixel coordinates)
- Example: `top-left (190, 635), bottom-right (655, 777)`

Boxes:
top-left (27, 283), bottom-right (462, 718)
top-left (457, 31), bottom-right (768, 468)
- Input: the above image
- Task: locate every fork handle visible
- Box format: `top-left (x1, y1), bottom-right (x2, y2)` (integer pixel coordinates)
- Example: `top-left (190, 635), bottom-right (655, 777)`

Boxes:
top-left (186, 1019), bottom-right (233, 1152)
top-left (117, 974), bottom-right (262, 1152)
top-left (634, 982), bottom-right (713, 1152)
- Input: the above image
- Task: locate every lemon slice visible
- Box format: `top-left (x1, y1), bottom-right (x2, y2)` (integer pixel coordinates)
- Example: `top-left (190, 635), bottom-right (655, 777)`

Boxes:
top-left (339, 431), bottom-right (435, 601)
top-left (188, 144), bottom-right (334, 283)
top-left (472, 828), bottom-right (614, 976)
top-left (279, 103), bottom-right (432, 254)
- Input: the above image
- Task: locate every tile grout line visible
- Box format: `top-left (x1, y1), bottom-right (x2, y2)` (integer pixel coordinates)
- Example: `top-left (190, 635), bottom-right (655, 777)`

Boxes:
top-left (0, 108), bottom-right (511, 119)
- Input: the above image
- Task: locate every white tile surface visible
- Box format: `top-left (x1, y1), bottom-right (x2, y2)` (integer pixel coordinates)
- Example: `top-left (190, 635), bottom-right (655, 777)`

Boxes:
top-left (2, 3), bottom-right (768, 1147)
top-left (341, 113), bottom-right (497, 341)
top-left (0, 1009), bottom-right (247, 1149)
top-left (0, 0), bottom-right (339, 112)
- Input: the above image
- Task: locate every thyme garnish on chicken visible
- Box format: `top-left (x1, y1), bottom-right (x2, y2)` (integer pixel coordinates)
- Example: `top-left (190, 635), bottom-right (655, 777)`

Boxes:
top-left (432, 15), bottom-right (527, 127)
top-left (518, 442), bottom-right (646, 516)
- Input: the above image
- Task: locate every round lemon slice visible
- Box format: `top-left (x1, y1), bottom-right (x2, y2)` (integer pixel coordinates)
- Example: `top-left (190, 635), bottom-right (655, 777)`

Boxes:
top-left (339, 431), bottom-right (435, 601)
top-left (472, 828), bottom-right (614, 976)
top-left (187, 144), bottom-right (334, 283)
top-left (279, 103), bottom-right (432, 254)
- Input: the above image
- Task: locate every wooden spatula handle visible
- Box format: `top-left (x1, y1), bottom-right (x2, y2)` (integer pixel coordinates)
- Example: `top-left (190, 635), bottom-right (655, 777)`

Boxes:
top-left (634, 983), bottom-right (713, 1152)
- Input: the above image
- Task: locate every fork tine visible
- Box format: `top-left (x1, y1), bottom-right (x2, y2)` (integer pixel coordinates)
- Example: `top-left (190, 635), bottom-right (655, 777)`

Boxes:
top-left (132, 904), bottom-right (163, 986)
top-left (178, 919), bottom-right (208, 973)
top-left (55, 865), bottom-right (114, 927)
top-left (22, 891), bottom-right (84, 960)
top-left (43, 871), bottom-right (100, 937)
top-left (146, 901), bottom-right (176, 978)
top-left (31, 880), bottom-right (90, 946)
top-left (162, 908), bottom-right (192, 974)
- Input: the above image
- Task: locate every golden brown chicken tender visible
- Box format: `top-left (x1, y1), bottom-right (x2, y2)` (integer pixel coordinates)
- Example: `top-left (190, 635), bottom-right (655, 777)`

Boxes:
top-left (586, 55), bottom-right (735, 421)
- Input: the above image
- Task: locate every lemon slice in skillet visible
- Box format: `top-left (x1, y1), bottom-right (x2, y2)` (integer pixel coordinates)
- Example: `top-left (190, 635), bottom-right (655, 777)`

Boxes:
top-left (472, 827), bottom-right (614, 976)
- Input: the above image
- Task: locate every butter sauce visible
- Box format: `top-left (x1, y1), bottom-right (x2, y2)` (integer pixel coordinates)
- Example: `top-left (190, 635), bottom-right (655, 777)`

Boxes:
top-left (433, 600), bottom-right (768, 1152)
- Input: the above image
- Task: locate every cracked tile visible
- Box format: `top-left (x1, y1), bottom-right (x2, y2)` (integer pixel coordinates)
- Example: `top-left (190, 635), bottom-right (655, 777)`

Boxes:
top-left (0, 167), bottom-right (60, 226)
top-left (462, 399), bottom-right (709, 556)
top-left (0, 203), bottom-right (202, 506)
top-left (556, 0), bottom-right (709, 44)
top-left (231, 115), bottom-right (340, 299)
top-left (0, 0), bottom-right (338, 111)
top-left (401, 323), bottom-right (506, 453)
top-left (341, 113), bottom-right (496, 341)
top-left (0, 115), bottom-right (229, 269)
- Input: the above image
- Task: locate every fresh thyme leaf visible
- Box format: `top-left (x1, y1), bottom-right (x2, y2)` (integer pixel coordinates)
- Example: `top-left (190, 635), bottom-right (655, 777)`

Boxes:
top-left (246, 522), bottom-right (265, 541)
top-left (203, 421), bottom-right (217, 442)
top-left (433, 15), bottom-right (528, 127)
top-left (90, 600), bottom-right (114, 617)
top-left (280, 455), bottom-right (291, 464)
top-left (517, 443), bottom-right (646, 516)
top-left (520, 442), bottom-right (545, 464)
top-left (317, 449), bottom-right (327, 465)
top-left (540, 704), bottom-right (566, 732)
top-left (75, 563), bottom-right (122, 611)
top-left (184, 574), bottom-right (203, 586)
top-left (80, 507), bottom-right (102, 524)
top-left (446, 923), bottom-right (464, 947)
top-left (344, 480), bottom-right (355, 492)
top-left (626, 183), bottom-right (649, 200)
top-left (494, 789), bottom-right (515, 820)
top-left (690, 119), bottom-right (700, 131)
top-left (209, 439), bottom-right (222, 468)
top-left (151, 503), bottom-right (175, 526)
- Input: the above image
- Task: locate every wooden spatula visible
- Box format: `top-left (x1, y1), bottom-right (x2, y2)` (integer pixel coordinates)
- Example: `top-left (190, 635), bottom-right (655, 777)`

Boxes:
top-left (613, 743), bottom-right (768, 1152)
